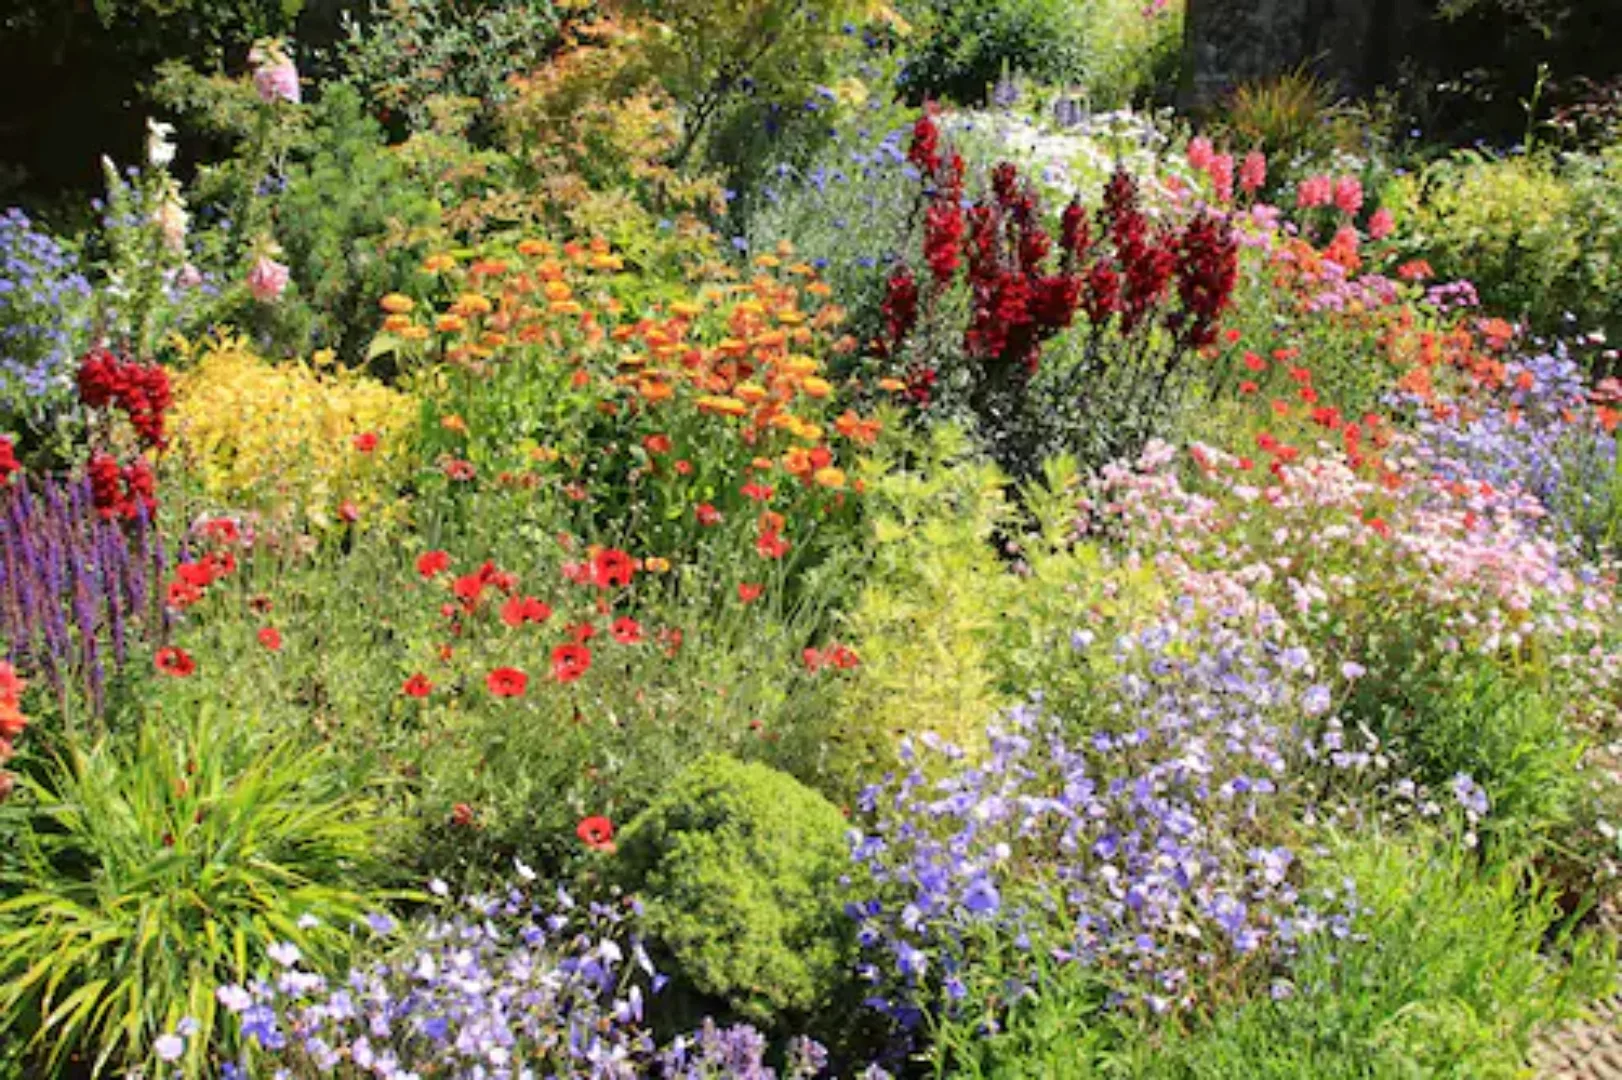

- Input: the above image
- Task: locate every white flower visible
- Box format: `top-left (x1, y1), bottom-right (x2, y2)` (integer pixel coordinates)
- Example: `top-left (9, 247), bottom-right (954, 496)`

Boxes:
top-left (154, 1033), bottom-right (186, 1062)
top-left (146, 119), bottom-right (177, 169)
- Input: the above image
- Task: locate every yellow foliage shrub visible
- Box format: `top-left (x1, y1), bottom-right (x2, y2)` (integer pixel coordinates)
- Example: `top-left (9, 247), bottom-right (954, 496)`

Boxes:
top-left (170, 335), bottom-right (418, 524)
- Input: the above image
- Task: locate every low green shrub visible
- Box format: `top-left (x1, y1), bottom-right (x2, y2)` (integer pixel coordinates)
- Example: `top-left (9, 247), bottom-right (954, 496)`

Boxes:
top-left (613, 753), bottom-right (855, 1027)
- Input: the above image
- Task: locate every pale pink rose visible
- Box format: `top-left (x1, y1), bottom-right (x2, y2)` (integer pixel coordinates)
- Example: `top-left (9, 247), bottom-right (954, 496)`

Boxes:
top-left (248, 255), bottom-right (290, 303)
top-left (1239, 150), bottom-right (1266, 194)
top-left (1367, 206), bottom-right (1395, 240)
top-left (1332, 175), bottom-right (1364, 216)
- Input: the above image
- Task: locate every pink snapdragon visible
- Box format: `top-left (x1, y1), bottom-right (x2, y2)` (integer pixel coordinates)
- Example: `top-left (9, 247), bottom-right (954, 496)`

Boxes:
top-left (1296, 175), bottom-right (1332, 208)
top-left (1332, 176), bottom-right (1364, 216)
top-left (1239, 151), bottom-right (1267, 194)
top-left (1367, 206), bottom-right (1395, 240)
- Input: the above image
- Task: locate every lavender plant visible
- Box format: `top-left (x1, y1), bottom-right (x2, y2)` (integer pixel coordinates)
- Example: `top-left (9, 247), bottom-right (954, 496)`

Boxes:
top-left (215, 878), bottom-right (832, 1079)
top-left (0, 472), bottom-right (168, 724)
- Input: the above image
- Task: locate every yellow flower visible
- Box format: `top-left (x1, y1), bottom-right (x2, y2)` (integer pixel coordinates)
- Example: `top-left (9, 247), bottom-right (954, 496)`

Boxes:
top-left (436, 313), bottom-right (467, 334)
top-left (813, 466), bottom-right (847, 490)
top-left (734, 383), bottom-right (769, 404)
top-left (754, 254), bottom-right (781, 269)
top-left (543, 281), bottom-right (574, 303)
top-left (800, 376), bottom-right (832, 399)
top-left (589, 252), bottom-right (625, 272)
top-left (422, 253), bottom-right (457, 273)
top-left (669, 300), bottom-right (703, 318)
top-left (401, 325), bottom-right (431, 342)
top-left (517, 238), bottom-right (551, 257)
top-left (453, 293), bottom-right (493, 317)
top-left (643, 556), bottom-right (672, 573)
top-left (383, 314), bottom-right (413, 333)
top-left (380, 293), bottom-right (415, 314)
top-left (878, 377), bottom-right (907, 392)
top-left (549, 300), bottom-right (584, 316)
top-left (696, 395), bottom-right (749, 418)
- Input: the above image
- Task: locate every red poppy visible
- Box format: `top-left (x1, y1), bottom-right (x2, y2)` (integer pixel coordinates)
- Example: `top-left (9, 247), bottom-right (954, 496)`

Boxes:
top-left (802, 647), bottom-right (824, 673)
top-left (737, 582), bottom-right (763, 604)
top-left (451, 802), bottom-right (476, 827)
top-left (402, 673), bottom-right (434, 698)
top-left (642, 433), bottom-right (672, 455)
top-left (353, 432), bottom-right (380, 453)
top-left (417, 550), bottom-right (451, 578)
top-left (199, 518), bottom-right (241, 545)
top-left (154, 647), bottom-right (195, 677)
top-left (487, 667), bottom-right (528, 698)
top-left (177, 561), bottom-right (215, 589)
top-left (257, 627), bottom-right (282, 651)
top-left (501, 595), bottom-right (553, 628)
top-left (674, 459), bottom-right (693, 475)
top-left (756, 530), bottom-right (790, 560)
top-left (695, 503), bottom-right (722, 527)
top-left (552, 644), bottom-right (592, 683)
top-left (567, 621), bottom-right (597, 644)
top-left (453, 574), bottom-right (485, 606)
top-left (338, 501), bottom-right (361, 523)
top-left (591, 548), bottom-right (635, 589)
top-left (741, 482), bottom-right (774, 502)
top-left (167, 580), bottom-right (203, 609)
top-left (610, 617), bottom-right (643, 644)
top-left (576, 815), bottom-right (616, 852)
top-left (827, 644), bottom-right (861, 670)
top-left (444, 459), bottom-right (476, 482)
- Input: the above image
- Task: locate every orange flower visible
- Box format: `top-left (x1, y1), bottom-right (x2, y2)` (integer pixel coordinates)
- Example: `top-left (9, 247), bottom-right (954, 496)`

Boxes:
top-left (812, 466), bottom-right (847, 490)
top-left (422, 253), bottom-right (457, 273)
top-left (380, 293), bottom-right (415, 314)
top-left (737, 582), bottom-right (764, 604)
top-left (383, 313), bottom-right (413, 333)
top-left (436, 313), bottom-right (467, 334)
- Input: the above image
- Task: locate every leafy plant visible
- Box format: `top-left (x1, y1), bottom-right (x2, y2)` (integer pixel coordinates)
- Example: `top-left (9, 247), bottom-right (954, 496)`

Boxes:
top-left (0, 707), bottom-right (394, 1077)
top-left (615, 753), bottom-right (855, 1026)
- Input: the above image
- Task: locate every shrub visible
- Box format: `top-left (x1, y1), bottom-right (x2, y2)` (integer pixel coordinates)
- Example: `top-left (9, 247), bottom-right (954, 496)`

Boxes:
top-left (897, 0), bottom-right (1183, 108)
top-left (615, 754), bottom-right (855, 1026)
top-left (1391, 144), bottom-right (1622, 350)
top-left (0, 707), bottom-right (392, 1078)
top-left (334, 0), bottom-right (565, 142)
top-left (169, 334), bottom-right (416, 524)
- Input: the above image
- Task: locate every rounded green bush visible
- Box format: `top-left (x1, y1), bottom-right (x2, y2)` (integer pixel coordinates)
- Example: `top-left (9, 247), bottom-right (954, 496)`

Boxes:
top-left (614, 753), bottom-right (854, 1026)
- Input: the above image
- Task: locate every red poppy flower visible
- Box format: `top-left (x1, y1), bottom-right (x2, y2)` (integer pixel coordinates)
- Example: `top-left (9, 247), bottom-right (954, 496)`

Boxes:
top-left (802, 647), bottom-right (824, 673)
top-left (611, 617), bottom-right (643, 644)
top-left (353, 432), bottom-right (380, 453)
top-left (444, 459), bottom-right (476, 482)
top-left (177, 561), bottom-right (215, 589)
top-left (167, 580), bottom-right (203, 609)
top-left (642, 433), bottom-right (672, 455)
top-left (737, 582), bottom-right (763, 604)
top-left (200, 517), bottom-right (241, 545)
top-left (402, 673), bottom-right (434, 698)
top-left (452, 802), bottom-right (476, 827)
top-left (501, 595), bottom-right (553, 628)
top-left (741, 482), bottom-right (774, 502)
top-left (591, 548), bottom-right (635, 589)
top-left (756, 530), bottom-right (790, 560)
top-left (567, 621), bottom-right (597, 644)
top-left (417, 550), bottom-right (451, 578)
top-left (453, 574), bottom-right (485, 605)
top-left (154, 647), bottom-right (195, 677)
top-left (576, 815), bottom-right (616, 852)
top-left (487, 667), bottom-right (529, 698)
top-left (827, 644), bottom-right (861, 669)
top-left (257, 627), bottom-right (282, 651)
top-left (695, 503), bottom-right (722, 527)
top-left (338, 500), bottom-right (361, 523)
top-left (552, 644), bottom-right (592, 683)
top-left (674, 459), bottom-right (693, 475)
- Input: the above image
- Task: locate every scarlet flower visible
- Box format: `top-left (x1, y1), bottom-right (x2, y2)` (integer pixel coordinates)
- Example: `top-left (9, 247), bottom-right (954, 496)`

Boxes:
top-left (642, 433), bottom-right (672, 455)
top-left (402, 673), bottom-right (433, 698)
top-left (737, 582), bottom-right (763, 604)
top-left (568, 621), bottom-right (597, 643)
top-left (417, 550), bottom-right (451, 578)
top-left (740, 482), bottom-right (774, 502)
top-left (501, 595), bottom-right (552, 627)
top-left (695, 503), bottom-right (722, 527)
top-left (338, 501), bottom-right (361, 523)
top-left (487, 667), bottom-right (529, 698)
top-left (576, 815), bottom-right (616, 853)
top-left (353, 432), bottom-right (380, 453)
top-left (552, 644), bottom-right (592, 683)
top-left (0, 436), bottom-right (17, 485)
top-left (258, 627), bottom-right (282, 651)
top-left (756, 530), bottom-right (790, 560)
top-left (591, 548), bottom-right (635, 588)
top-left (611, 617), bottom-right (643, 644)
top-left (154, 647), bottom-right (195, 677)
top-left (452, 803), bottom-right (476, 827)
top-left (444, 459), bottom-right (476, 482)
top-left (674, 460), bottom-right (693, 476)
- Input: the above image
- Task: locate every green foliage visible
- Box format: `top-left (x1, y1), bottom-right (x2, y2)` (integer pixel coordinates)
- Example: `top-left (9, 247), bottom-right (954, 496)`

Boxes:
top-left (932, 832), bottom-right (1614, 1079)
top-left (1391, 143), bottom-right (1622, 348)
top-left (335, 0), bottom-right (566, 142)
top-left (1344, 655), bottom-right (1584, 858)
top-left (614, 754), bottom-right (855, 1026)
top-left (896, 0), bottom-right (1182, 108)
top-left (0, 707), bottom-right (394, 1077)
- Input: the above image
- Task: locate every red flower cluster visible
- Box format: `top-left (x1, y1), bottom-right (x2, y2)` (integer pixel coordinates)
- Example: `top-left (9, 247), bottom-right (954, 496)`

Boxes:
top-left (77, 347), bottom-right (172, 449)
top-left (88, 451), bottom-right (157, 522)
top-left (803, 642), bottom-right (860, 673)
top-left (0, 436), bottom-right (18, 486)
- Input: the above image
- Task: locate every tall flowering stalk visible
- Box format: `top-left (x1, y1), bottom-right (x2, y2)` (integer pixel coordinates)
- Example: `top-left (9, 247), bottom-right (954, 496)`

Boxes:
top-left (881, 114), bottom-right (1239, 475)
top-left (0, 471), bottom-right (168, 724)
